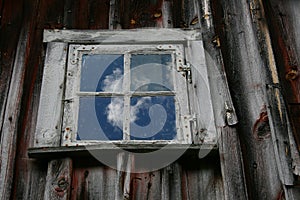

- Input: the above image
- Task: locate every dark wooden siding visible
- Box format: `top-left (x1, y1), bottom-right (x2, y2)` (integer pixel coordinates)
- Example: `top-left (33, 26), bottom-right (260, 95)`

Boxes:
top-left (0, 0), bottom-right (300, 199)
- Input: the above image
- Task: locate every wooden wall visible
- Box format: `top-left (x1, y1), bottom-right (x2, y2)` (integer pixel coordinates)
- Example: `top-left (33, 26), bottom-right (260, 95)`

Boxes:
top-left (0, 0), bottom-right (299, 199)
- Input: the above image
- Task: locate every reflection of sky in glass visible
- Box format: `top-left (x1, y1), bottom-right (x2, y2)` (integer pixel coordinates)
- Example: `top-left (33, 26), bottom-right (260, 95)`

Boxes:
top-left (80, 55), bottom-right (124, 92)
top-left (77, 53), bottom-right (177, 142)
top-left (130, 96), bottom-right (176, 140)
top-left (130, 54), bottom-right (173, 91)
top-left (77, 97), bottom-right (123, 140)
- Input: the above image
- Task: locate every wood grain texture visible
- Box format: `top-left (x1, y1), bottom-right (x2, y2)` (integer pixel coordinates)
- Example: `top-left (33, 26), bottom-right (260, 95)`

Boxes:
top-left (218, 126), bottom-right (248, 199)
top-left (181, 156), bottom-right (224, 200)
top-left (266, 86), bottom-right (294, 185)
top-left (71, 160), bottom-right (117, 200)
top-left (44, 158), bottom-right (72, 200)
top-left (0, 26), bottom-right (28, 200)
top-left (263, 0), bottom-right (300, 169)
top-left (34, 42), bottom-right (67, 147)
top-left (0, 0), bottom-right (24, 149)
top-left (198, 0), bottom-right (247, 199)
top-left (212, 0), bottom-right (296, 198)
top-left (1, 0), bottom-right (299, 199)
top-left (43, 29), bottom-right (201, 43)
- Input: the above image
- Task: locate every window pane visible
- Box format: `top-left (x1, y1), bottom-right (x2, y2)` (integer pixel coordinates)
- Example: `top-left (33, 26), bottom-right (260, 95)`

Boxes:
top-left (130, 54), bottom-right (173, 92)
top-left (80, 54), bottom-right (124, 92)
top-left (130, 96), bottom-right (176, 140)
top-left (77, 97), bottom-right (123, 140)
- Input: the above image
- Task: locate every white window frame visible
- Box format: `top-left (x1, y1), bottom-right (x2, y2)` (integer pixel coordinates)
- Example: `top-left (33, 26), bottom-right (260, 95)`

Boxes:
top-left (63, 44), bottom-right (191, 146)
top-left (34, 29), bottom-right (218, 148)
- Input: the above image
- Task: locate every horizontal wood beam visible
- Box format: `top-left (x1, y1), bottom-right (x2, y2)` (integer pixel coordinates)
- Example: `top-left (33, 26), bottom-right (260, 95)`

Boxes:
top-left (28, 143), bottom-right (218, 159)
top-left (43, 29), bottom-right (201, 43)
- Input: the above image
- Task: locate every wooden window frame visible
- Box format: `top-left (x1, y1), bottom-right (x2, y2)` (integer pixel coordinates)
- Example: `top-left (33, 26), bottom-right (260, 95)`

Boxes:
top-left (63, 44), bottom-right (190, 146)
top-left (33, 29), bottom-right (217, 149)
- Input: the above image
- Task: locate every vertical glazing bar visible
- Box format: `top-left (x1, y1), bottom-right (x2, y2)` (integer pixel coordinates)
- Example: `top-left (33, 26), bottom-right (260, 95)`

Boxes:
top-left (123, 53), bottom-right (131, 140)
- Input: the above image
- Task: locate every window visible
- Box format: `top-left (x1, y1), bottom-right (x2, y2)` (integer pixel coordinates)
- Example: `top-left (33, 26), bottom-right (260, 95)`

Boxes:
top-left (34, 29), bottom-right (217, 148)
top-left (63, 44), bottom-right (191, 145)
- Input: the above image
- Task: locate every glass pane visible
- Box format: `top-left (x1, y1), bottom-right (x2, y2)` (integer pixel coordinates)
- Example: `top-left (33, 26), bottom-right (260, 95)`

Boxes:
top-left (80, 54), bottom-right (124, 92)
top-left (130, 54), bottom-right (173, 92)
top-left (77, 97), bottom-right (123, 140)
top-left (130, 96), bottom-right (176, 140)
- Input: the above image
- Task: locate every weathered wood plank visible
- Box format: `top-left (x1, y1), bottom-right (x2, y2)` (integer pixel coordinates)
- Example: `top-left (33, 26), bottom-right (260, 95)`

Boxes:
top-left (263, 0), bottom-right (300, 175)
top-left (43, 29), bottom-right (201, 43)
top-left (169, 163), bottom-right (182, 200)
top-left (34, 42), bottom-right (67, 147)
top-left (109, 0), bottom-right (122, 30)
top-left (115, 153), bottom-right (126, 200)
top-left (27, 160), bottom-right (48, 200)
top-left (43, 0), bottom-right (64, 29)
top-left (197, 0), bottom-right (247, 199)
top-left (119, 0), bottom-right (164, 29)
top-left (212, 0), bottom-right (292, 198)
top-left (9, 0), bottom-right (65, 199)
top-left (196, 0), bottom-right (238, 128)
top-left (130, 171), bottom-right (161, 200)
top-left (88, 0), bottom-right (110, 29)
top-left (218, 126), bottom-right (248, 199)
top-left (71, 160), bottom-right (119, 200)
top-left (161, 166), bottom-right (170, 200)
top-left (161, 0), bottom-right (173, 28)
top-left (44, 158), bottom-right (72, 200)
top-left (75, 0), bottom-right (89, 29)
top-left (28, 144), bottom-right (218, 159)
top-left (0, 26), bottom-right (28, 200)
top-left (263, 0), bottom-right (300, 104)
top-left (0, 0), bottom-right (24, 146)
top-left (181, 157), bottom-right (224, 200)
top-left (251, 0), bottom-right (298, 190)
top-left (187, 40), bottom-right (218, 144)
top-left (266, 86), bottom-right (295, 185)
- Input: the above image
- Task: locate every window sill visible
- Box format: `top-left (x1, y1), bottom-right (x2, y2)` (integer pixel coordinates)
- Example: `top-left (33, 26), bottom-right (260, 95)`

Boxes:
top-left (28, 143), bottom-right (218, 160)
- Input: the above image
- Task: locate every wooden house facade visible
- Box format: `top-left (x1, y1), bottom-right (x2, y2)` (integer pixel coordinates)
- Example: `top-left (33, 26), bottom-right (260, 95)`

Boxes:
top-left (0, 0), bottom-right (300, 199)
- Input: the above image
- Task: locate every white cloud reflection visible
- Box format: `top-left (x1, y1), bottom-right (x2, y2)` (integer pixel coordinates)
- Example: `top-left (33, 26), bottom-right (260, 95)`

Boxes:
top-left (106, 97), bottom-right (124, 128)
top-left (106, 97), bottom-right (151, 130)
top-left (103, 62), bottom-right (171, 137)
top-left (102, 68), bottom-right (123, 92)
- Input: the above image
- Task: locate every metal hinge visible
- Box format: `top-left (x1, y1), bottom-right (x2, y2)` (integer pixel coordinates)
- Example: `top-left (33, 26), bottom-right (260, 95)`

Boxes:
top-left (182, 114), bottom-right (199, 143)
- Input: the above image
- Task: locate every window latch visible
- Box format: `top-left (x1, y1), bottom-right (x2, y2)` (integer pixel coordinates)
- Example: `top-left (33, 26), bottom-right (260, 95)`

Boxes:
top-left (156, 44), bottom-right (192, 83)
top-left (178, 63), bottom-right (192, 84)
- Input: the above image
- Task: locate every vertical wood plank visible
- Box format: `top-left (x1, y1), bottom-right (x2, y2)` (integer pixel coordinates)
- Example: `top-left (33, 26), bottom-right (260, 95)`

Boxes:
top-left (9, 0), bottom-right (66, 199)
top-left (211, 0), bottom-right (294, 198)
top-left (70, 161), bottom-right (119, 200)
top-left (161, 0), bottom-right (173, 28)
top-left (266, 86), bottom-right (295, 185)
top-left (109, 0), bottom-right (122, 30)
top-left (182, 158), bottom-right (224, 200)
top-left (169, 163), bottom-right (182, 200)
top-left (116, 0), bottom-right (164, 29)
top-left (263, 0), bottom-right (300, 169)
top-left (0, 0), bottom-right (24, 144)
top-left (199, 0), bottom-right (247, 198)
top-left (34, 42), bottom-right (67, 147)
top-left (0, 26), bottom-right (28, 200)
top-left (44, 158), bottom-right (73, 200)
top-left (218, 126), bottom-right (248, 200)
top-left (161, 166), bottom-right (170, 200)
top-left (74, 0), bottom-right (89, 29)
top-left (88, 0), bottom-right (110, 29)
